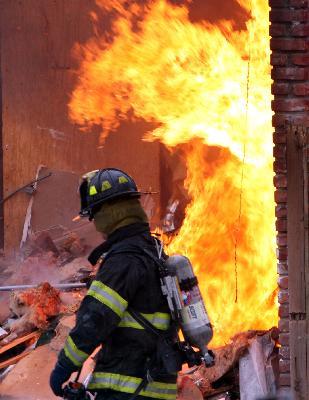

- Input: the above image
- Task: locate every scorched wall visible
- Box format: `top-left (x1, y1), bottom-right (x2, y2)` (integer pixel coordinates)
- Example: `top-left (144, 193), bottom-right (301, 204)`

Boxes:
top-left (0, 0), bottom-right (160, 253)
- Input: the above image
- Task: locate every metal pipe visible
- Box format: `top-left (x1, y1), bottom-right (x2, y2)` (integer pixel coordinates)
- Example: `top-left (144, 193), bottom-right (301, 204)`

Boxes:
top-left (0, 283), bottom-right (87, 292)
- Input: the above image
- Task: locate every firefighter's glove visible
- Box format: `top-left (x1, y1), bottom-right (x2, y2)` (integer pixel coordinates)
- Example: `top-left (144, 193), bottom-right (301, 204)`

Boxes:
top-left (50, 362), bottom-right (72, 397)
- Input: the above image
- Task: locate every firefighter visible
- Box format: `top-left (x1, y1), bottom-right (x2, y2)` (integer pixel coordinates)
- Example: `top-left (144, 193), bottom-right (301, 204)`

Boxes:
top-left (49, 168), bottom-right (177, 400)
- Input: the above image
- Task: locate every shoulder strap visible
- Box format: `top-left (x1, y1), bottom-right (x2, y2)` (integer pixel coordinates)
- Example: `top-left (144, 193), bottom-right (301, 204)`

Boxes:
top-left (127, 307), bottom-right (162, 337)
top-left (104, 241), bottom-right (169, 337)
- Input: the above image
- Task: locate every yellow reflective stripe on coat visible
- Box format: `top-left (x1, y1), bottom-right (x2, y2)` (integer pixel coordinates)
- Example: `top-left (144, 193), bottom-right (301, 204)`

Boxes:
top-left (87, 280), bottom-right (128, 318)
top-left (64, 335), bottom-right (89, 367)
top-left (88, 372), bottom-right (177, 400)
top-left (118, 311), bottom-right (170, 330)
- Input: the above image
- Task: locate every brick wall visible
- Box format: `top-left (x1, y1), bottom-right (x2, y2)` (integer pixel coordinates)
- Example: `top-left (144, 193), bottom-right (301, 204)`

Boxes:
top-left (269, 0), bottom-right (309, 392)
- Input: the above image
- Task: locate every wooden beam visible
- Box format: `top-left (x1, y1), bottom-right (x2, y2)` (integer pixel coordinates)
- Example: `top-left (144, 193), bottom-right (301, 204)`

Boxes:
top-left (0, 349), bottom-right (32, 369)
top-left (0, 331), bottom-right (39, 355)
top-left (287, 124), bottom-right (306, 315)
top-left (290, 321), bottom-right (307, 400)
top-left (287, 124), bottom-right (308, 400)
top-left (302, 128), bottom-right (309, 399)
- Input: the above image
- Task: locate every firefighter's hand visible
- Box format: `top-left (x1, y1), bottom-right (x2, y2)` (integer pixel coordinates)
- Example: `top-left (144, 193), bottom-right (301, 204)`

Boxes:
top-left (50, 362), bottom-right (72, 397)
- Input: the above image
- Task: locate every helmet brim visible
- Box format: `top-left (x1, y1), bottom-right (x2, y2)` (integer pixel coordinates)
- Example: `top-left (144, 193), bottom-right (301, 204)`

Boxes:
top-left (80, 191), bottom-right (141, 219)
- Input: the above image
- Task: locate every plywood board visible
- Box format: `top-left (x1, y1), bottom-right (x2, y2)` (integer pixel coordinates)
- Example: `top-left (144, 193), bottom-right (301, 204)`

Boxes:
top-left (287, 125), bottom-right (306, 314)
top-left (290, 320), bottom-right (308, 400)
top-left (287, 125), bottom-right (309, 399)
top-left (0, 331), bottom-right (40, 354)
top-left (0, 0), bottom-right (160, 252)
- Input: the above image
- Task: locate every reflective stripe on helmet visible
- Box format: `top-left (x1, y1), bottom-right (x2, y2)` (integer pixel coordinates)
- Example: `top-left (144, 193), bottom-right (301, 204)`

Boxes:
top-left (64, 335), bottom-right (89, 367)
top-left (118, 311), bottom-right (170, 330)
top-left (79, 168), bottom-right (141, 218)
top-left (87, 280), bottom-right (128, 318)
top-left (89, 185), bottom-right (98, 196)
top-left (87, 372), bottom-right (177, 399)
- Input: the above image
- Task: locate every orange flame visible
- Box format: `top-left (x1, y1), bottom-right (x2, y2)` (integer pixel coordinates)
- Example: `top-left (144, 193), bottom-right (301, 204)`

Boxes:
top-left (69, 0), bottom-right (277, 346)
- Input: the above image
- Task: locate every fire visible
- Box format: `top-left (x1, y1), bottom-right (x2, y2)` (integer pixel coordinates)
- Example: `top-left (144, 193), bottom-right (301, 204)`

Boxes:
top-left (69, 0), bottom-right (277, 346)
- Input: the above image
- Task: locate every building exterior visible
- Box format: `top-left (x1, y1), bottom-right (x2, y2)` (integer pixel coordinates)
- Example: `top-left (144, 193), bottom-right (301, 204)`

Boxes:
top-left (270, 0), bottom-right (309, 397)
top-left (0, 0), bottom-right (308, 396)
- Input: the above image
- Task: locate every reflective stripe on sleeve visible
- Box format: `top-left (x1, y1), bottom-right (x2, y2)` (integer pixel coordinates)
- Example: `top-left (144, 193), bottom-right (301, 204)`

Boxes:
top-left (88, 372), bottom-right (177, 400)
top-left (118, 311), bottom-right (170, 330)
top-left (87, 280), bottom-right (128, 318)
top-left (64, 335), bottom-right (89, 367)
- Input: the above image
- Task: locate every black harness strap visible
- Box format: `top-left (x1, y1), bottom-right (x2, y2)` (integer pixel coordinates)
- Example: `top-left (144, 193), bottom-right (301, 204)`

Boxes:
top-left (101, 241), bottom-right (171, 400)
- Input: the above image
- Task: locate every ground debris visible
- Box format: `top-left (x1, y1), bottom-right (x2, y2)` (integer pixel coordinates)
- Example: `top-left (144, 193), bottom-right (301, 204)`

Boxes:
top-left (1, 282), bottom-right (61, 345)
top-left (177, 330), bottom-right (279, 400)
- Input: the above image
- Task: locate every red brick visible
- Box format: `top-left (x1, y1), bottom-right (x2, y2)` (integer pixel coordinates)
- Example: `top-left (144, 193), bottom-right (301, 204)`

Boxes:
top-left (270, 9), bottom-right (308, 22)
top-left (276, 218), bottom-right (288, 233)
top-left (274, 174), bottom-right (288, 188)
top-left (269, 0), bottom-right (288, 6)
top-left (279, 304), bottom-right (289, 318)
top-left (278, 290), bottom-right (289, 304)
top-left (273, 131), bottom-right (287, 144)
top-left (274, 159), bottom-right (287, 172)
top-left (272, 99), bottom-right (308, 112)
top-left (273, 144), bottom-right (287, 158)
top-left (291, 114), bottom-right (309, 126)
top-left (271, 67), bottom-right (306, 80)
top-left (269, 23), bottom-right (288, 37)
top-left (272, 82), bottom-right (290, 95)
top-left (293, 83), bottom-right (309, 96)
top-left (276, 204), bottom-right (287, 218)
top-left (292, 54), bottom-right (309, 65)
top-left (279, 318), bottom-right (289, 332)
top-left (270, 53), bottom-right (288, 66)
top-left (273, 113), bottom-right (309, 129)
top-left (278, 276), bottom-right (288, 289)
top-left (279, 359), bottom-right (290, 373)
top-left (279, 332), bottom-right (290, 346)
top-left (279, 373), bottom-right (291, 386)
top-left (277, 246), bottom-right (288, 260)
top-left (277, 262), bottom-right (288, 275)
top-left (270, 38), bottom-right (306, 51)
top-left (290, 0), bottom-right (308, 8)
top-left (291, 23), bottom-right (309, 36)
top-left (275, 189), bottom-right (288, 203)
top-left (272, 113), bottom-right (288, 127)
top-left (279, 345), bottom-right (290, 359)
top-left (277, 233), bottom-right (287, 246)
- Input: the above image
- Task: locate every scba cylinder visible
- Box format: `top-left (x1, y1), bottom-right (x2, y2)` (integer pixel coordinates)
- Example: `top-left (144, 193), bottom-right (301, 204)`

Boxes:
top-left (165, 255), bottom-right (213, 356)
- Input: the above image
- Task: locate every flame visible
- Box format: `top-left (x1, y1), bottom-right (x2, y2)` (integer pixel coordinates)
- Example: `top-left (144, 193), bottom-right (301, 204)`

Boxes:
top-left (69, 0), bottom-right (277, 346)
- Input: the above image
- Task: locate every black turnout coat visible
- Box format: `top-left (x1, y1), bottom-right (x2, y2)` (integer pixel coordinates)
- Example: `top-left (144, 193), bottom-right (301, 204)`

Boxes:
top-left (58, 223), bottom-right (177, 400)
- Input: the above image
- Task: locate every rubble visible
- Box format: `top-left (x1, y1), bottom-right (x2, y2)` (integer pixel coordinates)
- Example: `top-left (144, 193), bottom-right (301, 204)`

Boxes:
top-left (0, 223), bottom-right (280, 400)
top-left (0, 226), bottom-right (91, 352)
top-left (0, 314), bottom-right (96, 400)
top-left (24, 231), bottom-right (60, 258)
top-left (0, 331), bottom-right (40, 370)
top-left (177, 330), bottom-right (279, 399)
top-left (239, 331), bottom-right (278, 399)
top-left (1, 282), bottom-right (61, 344)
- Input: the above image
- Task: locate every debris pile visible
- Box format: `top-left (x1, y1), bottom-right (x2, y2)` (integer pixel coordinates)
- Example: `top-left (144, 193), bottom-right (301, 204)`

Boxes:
top-left (177, 329), bottom-right (279, 400)
top-left (0, 231), bottom-right (280, 400)
top-left (2, 282), bottom-right (61, 344)
top-left (0, 230), bottom-right (93, 389)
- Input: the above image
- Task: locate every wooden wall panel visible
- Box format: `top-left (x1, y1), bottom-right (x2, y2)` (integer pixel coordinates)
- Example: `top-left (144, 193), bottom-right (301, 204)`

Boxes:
top-left (287, 127), bottom-right (306, 315)
top-left (287, 125), bottom-right (309, 400)
top-left (0, 0), bottom-right (160, 252)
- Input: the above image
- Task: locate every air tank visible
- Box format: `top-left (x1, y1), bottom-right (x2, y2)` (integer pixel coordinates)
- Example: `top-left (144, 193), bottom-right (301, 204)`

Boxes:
top-left (165, 255), bottom-right (213, 361)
